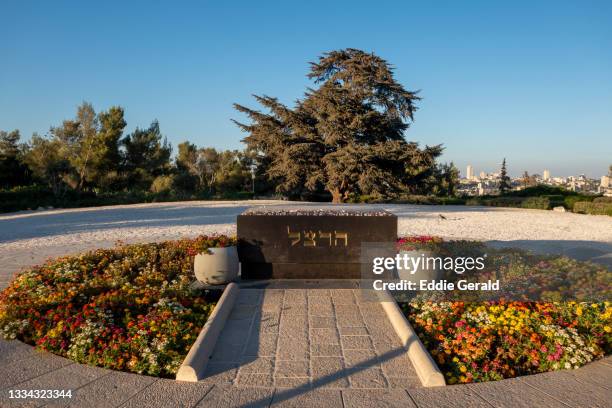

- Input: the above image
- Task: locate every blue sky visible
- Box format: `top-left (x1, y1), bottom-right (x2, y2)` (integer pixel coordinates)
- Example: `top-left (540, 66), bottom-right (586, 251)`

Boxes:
top-left (1, 1), bottom-right (610, 177)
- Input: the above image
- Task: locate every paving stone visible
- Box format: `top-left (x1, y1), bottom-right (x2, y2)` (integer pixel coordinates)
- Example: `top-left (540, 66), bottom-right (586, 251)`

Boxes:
top-left (309, 316), bottom-right (336, 329)
top-left (408, 386), bottom-right (493, 408)
top-left (252, 311), bottom-right (281, 333)
top-left (277, 337), bottom-right (309, 360)
top-left (122, 380), bottom-right (212, 408)
top-left (243, 333), bottom-right (278, 357)
top-left (467, 377), bottom-right (569, 408)
top-left (333, 304), bottom-right (359, 315)
top-left (358, 304), bottom-right (386, 317)
top-left (308, 289), bottom-right (331, 297)
top-left (569, 362), bottom-right (612, 389)
top-left (310, 328), bottom-right (340, 344)
top-left (0, 339), bottom-right (36, 365)
top-left (344, 349), bottom-right (379, 368)
top-left (281, 304), bottom-right (308, 316)
top-left (310, 344), bottom-right (343, 357)
top-left (239, 357), bottom-right (275, 375)
top-left (311, 357), bottom-right (349, 388)
top-left (331, 294), bottom-right (356, 305)
top-left (0, 363), bottom-right (108, 407)
top-left (370, 330), bottom-right (402, 345)
top-left (275, 376), bottom-right (311, 388)
top-left (336, 315), bottom-right (365, 328)
top-left (308, 296), bottom-right (333, 306)
top-left (283, 290), bottom-right (307, 302)
top-left (519, 371), bottom-right (611, 407)
top-left (343, 389), bottom-right (417, 407)
top-left (348, 367), bottom-right (388, 389)
top-left (0, 352), bottom-right (73, 390)
top-left (271, 389), bottom-right (343, 407)
top-left (201, 362), bottom-right (238, 384)
top-left (387, 376), bottom-right (422, 389)
top-left (341, 335), bottom-right (374, 350)
top-left (380, 354), bottom-right (417, 377)
top-left (371, 339), bottom-right (404, 356)
top-left (50, 370), bottom-right (156, 407)
top-left (310, 357), bottom-right (349, 388)
top-left (280, 313), bottom-right (308, 326)
top-left (339, 326), bottom-right (369, 335)
top-left (308, 303), bottom-right (334, 316)
top-left (275, 360), bottom-right (310, 378)
top-left (196, 384), bottom-right (273, 407)
top-left (236, 373), bottom-right (274, 387)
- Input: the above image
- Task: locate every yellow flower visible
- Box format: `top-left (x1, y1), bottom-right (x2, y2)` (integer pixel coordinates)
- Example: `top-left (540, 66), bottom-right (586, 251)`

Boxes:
top-left (459, 366), bottom-right (467, 373)
top-left (604, 326), bottom-right (611, 333)
top-left (576, 307), bottom-right (583, 316)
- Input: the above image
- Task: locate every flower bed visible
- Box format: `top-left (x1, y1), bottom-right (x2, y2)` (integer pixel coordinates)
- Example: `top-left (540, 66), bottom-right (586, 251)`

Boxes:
top-left (0, 235), bottom-right (236, 378)
top-left (397, 236), bottom-right (612, 384)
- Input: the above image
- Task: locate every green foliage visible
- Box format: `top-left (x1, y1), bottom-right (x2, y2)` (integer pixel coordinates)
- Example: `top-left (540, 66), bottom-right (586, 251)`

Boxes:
top-left (234, 48), bottom-right (442, 203)
top-left (0, 130), bottom-right (30, 188)
top-left (504, 185), bottom-right (580, 197)
top-left (564, 195), bottom-right (595, 210)
top-left (150, 175), bottom-right (176, 194)
top-left (573, 201), bottom-right (612, 216)
top-left (520, 196), bottom-right (551, 209)
top-left (122, 120), bottom-right (172, 189)
top-left (498, 158), bottom-right (511, 193)
top-left (466, 196), bottom-right (525, 207)
top-left (593, 196), bottom-right (612, 204)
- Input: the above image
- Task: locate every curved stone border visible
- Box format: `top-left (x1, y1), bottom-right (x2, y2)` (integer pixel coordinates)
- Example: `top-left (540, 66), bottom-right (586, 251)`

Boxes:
top-left (379, 290), bottom-right (446, 387)
top-left (176, 282), bottom-right (240, 382)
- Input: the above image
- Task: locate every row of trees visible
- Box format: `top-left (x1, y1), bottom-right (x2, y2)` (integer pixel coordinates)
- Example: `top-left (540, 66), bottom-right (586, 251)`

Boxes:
top-left (0, 103), bottom-right (253, 197)
top-left (2, 49), bottom-right (459, 203)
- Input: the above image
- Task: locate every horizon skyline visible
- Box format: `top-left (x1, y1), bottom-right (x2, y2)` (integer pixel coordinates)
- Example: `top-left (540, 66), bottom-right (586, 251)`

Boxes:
top-left (460, 162), bottom-right (610, 179)
top-left (1, 1), bottom-right (611, 177)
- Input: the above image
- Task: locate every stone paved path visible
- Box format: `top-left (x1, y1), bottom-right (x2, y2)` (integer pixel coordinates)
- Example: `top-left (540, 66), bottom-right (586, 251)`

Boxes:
top-left (204, 288), bottom-right (421, 390)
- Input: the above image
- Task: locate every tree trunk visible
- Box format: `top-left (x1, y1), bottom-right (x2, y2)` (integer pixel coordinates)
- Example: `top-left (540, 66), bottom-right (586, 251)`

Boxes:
top-left (331, 188), bottom-right (345, 203)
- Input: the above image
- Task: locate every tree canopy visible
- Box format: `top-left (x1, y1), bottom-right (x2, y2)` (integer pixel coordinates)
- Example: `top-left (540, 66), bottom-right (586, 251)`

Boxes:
top-left (234, 48), bottom-right (443, 202)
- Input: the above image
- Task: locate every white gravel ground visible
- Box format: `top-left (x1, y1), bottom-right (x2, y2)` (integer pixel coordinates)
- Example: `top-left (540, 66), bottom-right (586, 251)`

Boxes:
top-left (1, 200), bottom-right (611, 286)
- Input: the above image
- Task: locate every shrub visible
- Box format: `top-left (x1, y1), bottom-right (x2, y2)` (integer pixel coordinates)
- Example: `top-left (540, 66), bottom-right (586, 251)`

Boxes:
top-left (564, 195), bottom-right (595, 210)
top-left (573, 201), bottom-right (612, 216)
top-left (0, 235), bottom-right (236, 377)
top-left (521, 196), bottom-right (550, 209)
top-left (150, 175), bottom-right (176, 194)
top-left (593, 196), bottom-right (612, 204)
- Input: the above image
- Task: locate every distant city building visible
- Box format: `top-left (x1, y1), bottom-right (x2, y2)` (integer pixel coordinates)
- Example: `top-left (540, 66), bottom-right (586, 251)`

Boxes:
top-left (601, 175), bottom-right (612, 196)
top-left (455, 163), bottom-right (606, 197)
top-left (466, 165), bottom-right (474, 180)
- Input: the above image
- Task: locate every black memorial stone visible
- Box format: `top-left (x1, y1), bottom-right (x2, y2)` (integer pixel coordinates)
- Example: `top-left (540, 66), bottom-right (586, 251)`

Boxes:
top-left (237, 207), bottom-right (398, 279)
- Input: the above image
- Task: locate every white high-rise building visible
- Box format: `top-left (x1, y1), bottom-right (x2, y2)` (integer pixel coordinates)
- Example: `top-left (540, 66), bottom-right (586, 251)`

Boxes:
top-left (466, 165), bottom-right (474, 180)
top-left (543, 169), bottom-right (550, 181)
top-left (479, 171), bottom-right (486, 180)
